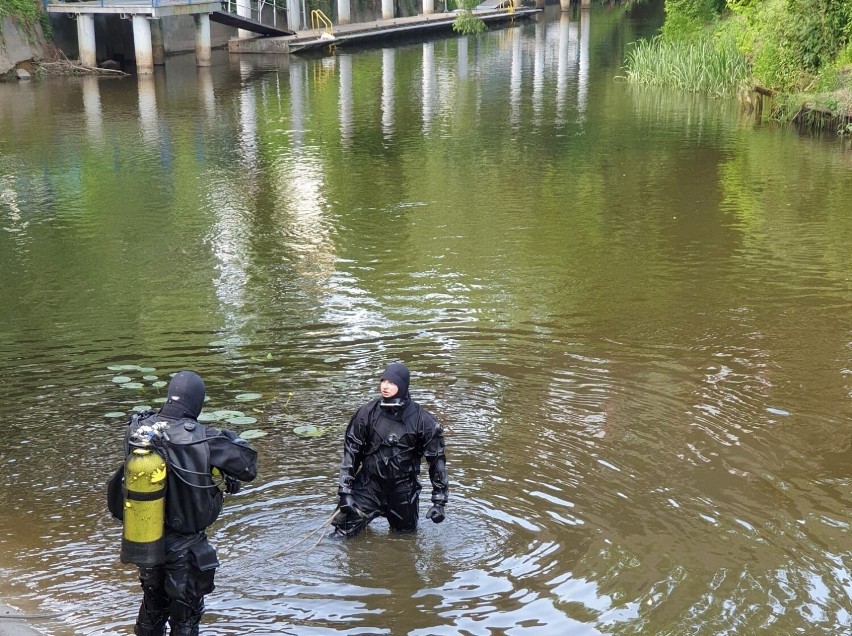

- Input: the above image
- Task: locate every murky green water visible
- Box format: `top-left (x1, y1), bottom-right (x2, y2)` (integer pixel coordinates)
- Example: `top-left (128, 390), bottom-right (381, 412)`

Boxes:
top-left (1, 4), bottom-right (851, 634)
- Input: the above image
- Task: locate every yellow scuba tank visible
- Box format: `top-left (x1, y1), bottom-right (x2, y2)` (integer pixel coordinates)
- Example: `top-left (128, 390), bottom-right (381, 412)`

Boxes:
top-left (120, 444), bottom-right (167, 567)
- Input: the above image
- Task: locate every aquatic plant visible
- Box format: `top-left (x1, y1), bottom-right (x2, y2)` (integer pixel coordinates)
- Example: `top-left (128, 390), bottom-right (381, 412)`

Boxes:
top-left (623, 34), bottom-right (750, 97)
top-left (452, 0), bottom-right (486, 35)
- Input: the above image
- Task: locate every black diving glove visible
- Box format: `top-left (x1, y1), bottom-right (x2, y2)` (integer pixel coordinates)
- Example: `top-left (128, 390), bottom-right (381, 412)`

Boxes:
top-left (339, 493), bottom-right (359, 515)
top-left (426, 504), bottom-right (445, 524)
top-left (225, 475), bottom-right (241, 494)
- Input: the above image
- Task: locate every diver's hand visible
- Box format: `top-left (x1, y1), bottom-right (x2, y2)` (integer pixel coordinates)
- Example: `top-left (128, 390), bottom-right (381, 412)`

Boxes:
top-left (426, 504), bottom-right (445, 524)
top-left (225, 476), bottom-right (241, 494)
top-left (339, 493), bottom-right (359, 514)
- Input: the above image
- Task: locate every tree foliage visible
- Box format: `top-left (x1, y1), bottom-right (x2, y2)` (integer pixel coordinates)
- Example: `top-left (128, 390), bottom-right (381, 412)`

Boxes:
top-left (661, 0), bottom-right (852, 91)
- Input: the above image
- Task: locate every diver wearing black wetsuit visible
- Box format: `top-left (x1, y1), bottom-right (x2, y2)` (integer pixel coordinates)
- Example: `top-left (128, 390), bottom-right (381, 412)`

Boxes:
top-left (333, 363), bottom-right (449, 537)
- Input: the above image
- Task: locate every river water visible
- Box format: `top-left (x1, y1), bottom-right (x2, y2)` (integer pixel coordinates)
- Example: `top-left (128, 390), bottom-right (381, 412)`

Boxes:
top-left (1, 3), bottom-right (851, 634)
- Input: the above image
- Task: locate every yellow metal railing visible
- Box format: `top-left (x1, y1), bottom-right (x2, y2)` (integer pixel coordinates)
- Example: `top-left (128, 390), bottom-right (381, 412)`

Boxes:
top-left (310, 9), bottom-right (333, 36)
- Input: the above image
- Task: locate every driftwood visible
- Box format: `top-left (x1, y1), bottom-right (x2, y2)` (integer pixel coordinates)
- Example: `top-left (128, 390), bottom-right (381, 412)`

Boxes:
top-left (35, 46), bottom-right (128, 77)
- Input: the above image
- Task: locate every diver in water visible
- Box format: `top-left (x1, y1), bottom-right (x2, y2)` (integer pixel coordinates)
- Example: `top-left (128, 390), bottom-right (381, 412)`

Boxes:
top-left (108, 370), bottom-right (258, 635)
top-left (332, 362), bottom-right (449, 537)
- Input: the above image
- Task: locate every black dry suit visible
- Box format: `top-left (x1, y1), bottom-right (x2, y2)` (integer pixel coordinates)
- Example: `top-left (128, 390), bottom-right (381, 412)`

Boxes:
top-left (333, 364), bottom-right (449, 538)
top-left (111, 371), bottom-right (258, 636)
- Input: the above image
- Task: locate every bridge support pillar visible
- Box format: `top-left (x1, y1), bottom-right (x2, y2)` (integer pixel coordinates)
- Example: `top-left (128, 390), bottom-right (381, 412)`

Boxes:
top-left (382, 0), bottom-right (394, 20)
top-left (77, 14), bottom-right (96, 67)
top-left (559, 0), bottom-right (570, 11)
top-left (237, 0), bottom-right (253, 38)
top-left (287, 0), bottom-right (301, 30)
top-left (195, 13), bottom-right (212, 67)
top-left (132, 15), bottom-right (154, 75)
top-left (423, 0), bottom-right (434, 15)
top-left (338, 0), bottom-right (350, 24)
top-left (151, 19), bottom-right (166, 65)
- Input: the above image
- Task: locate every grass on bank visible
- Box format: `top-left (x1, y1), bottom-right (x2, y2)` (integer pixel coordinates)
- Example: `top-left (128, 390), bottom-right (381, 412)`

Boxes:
top-left (0, 0), bottom-right (52, 37)
top-left (623, 35), bottom-right (751, 97)
top-left (622, 0), bottom-right (852, 131)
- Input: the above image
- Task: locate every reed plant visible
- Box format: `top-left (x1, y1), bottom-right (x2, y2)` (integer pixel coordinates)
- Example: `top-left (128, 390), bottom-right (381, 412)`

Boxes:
top-left (623, 35), bottom-right (750, 98)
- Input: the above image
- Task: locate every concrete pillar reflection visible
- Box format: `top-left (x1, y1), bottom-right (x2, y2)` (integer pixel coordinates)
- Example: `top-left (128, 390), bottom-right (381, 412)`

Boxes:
top-left (556, 12), bottom-right (571, 122)
top-left (198, 66), bottom-right (215, 118)
top-left (239, 63), bottom-right (258, 162)
top-left (382, 48), bottom-right (395, 138)
top-left (138, 75), bottom-right (159, 143)
top-left (151, 19), bottom-right (165, 65)
top-left (578, 5), bottom-right (589, 118)
top-left (421, 42), bottom-right (434, 132)
top-left (290, 63), bottom-right (305, 148)
top-left (458, 36), bottom-right (468, 80)
top-left (338, 54), bottom-right (353, 146)
top-left (77, 14), bottom-right (96, 68)
top-left (338, 0), bottom-right (351, 25)
top-left (132, 15), bottom-right (154, 75)
top-left (81, 75), bottom-right (103, 142)
top-left (194, 14), bottom-right (212, 67)
top-left (510, 28), bottom-right (522, 125)
top-left (382, 0), bottom-right (394, 20)
top-left (533, 19), bottom-right (545, 121)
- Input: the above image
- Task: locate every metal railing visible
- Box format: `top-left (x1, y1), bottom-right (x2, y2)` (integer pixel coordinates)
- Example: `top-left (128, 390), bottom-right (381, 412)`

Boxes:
top-left (310, 8), bottom-right (332, 36)
top-left (223, 0), bottom-right (286, 28)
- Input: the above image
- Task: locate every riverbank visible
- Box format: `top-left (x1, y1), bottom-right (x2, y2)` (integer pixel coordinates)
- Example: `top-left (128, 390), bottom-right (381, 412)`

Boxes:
top-left (0, 15), bottom-right (49, 76)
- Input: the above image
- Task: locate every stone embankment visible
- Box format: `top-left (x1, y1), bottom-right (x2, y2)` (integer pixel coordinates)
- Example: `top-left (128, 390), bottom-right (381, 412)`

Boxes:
top-left (0, 16), bottom-right (49, 77)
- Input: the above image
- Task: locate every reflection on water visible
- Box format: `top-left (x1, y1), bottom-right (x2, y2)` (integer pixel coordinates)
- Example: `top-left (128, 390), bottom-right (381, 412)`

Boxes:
top-left (1, 3), bottom-right (851, 635)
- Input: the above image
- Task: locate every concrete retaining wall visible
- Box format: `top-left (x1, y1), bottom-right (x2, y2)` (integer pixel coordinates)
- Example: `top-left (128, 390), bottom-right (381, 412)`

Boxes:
top-left (0, 16), bottom-right (49, 75)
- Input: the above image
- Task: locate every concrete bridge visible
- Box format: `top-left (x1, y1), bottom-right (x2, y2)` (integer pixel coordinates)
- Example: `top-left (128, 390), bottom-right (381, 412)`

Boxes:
top-left (45, 0), bottom-right (587, 73)
top-left (44, 0), bottom-right (293, 73)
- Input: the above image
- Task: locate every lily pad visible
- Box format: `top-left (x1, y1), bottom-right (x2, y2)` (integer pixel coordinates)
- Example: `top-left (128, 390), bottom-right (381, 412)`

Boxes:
top-left (111, 376), bottom-right (133, 384)
top-left (235, 392), bottom-right (262, 402)
top-left (138, 367), bottom-right (157, 373)
top-left (198, 413), bottom-right (220, 422)
top-left (121, 382), bottom-right (144, 389)
top-left (210, 410), bottom-right (244, 419)
top-left (132, 405), bottom-right (153, 412)
top-left (152, 381), bottom-right (167, 388)
top-left (142, 375), bottom-right (158, 381)
top-left (240, 429), bottom-right (267, 440)
top-left (104, 411), bottom-right (126, 418)
top-left (293, 425), bottom-right (323, 437)
top-left (107, 364), bottom-right (140, 372)
top-left (226, 416), bottom-right (257, 426)
top-left (153, 397), bottom-right (167, 404)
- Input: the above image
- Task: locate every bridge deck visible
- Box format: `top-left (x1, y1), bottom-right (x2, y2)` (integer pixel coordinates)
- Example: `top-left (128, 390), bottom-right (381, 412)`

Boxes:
top-left (230, 8), bottom-right (540, 54)
top-left (45, 0), bottom-right (221, 18)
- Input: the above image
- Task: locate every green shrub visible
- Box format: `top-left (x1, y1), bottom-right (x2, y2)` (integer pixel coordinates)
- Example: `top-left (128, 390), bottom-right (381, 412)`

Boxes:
top-left (0, 0), bottom-right (51, 37)
top-left (662, 0), bottom-right (725, 40)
